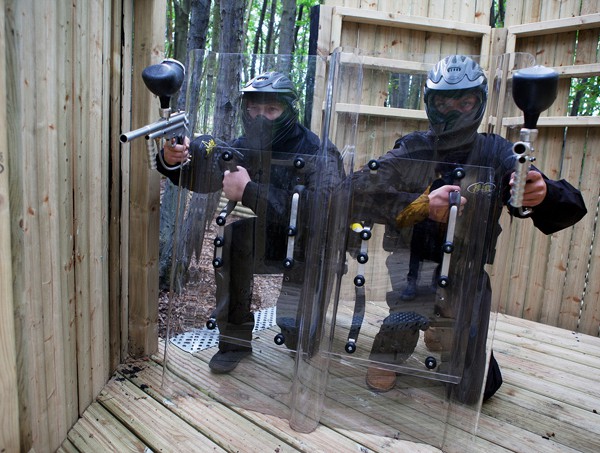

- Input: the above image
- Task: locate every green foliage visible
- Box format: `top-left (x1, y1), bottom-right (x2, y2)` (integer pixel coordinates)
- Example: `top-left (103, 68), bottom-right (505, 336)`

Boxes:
top-left (243, 0), bottom-right (319, 56)
top-left (568, 32), bottom-right (600, 116)
top-left (569, 76), bottom-right (600, 116)
top-left (164, 0), bottom-right (179, 58)
top-left (167, 1), bottom-right (320, 58)
top-left (490, 0), bottom-right (505, 28)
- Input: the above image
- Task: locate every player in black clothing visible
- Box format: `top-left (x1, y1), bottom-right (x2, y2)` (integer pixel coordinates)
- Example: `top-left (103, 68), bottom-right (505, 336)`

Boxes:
top-left (158, 71), bottom-right (343, 373)
top-left (351, 55), bottom-right (586, 403)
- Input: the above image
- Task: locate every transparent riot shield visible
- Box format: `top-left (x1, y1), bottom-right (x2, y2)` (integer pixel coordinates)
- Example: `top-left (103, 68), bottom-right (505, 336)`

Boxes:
top-left (324, 158), bottom-right (494, 448)
top-left (312, 52), bottom-right (538, 451)
top-left (314, 54), bottom-right (510, 451)
top-left (158, 49), bottom-right (537, 452)
top-left (160, 48), bottom-right (362, 432)
top-left (483, 50), bottom-right (539, 327)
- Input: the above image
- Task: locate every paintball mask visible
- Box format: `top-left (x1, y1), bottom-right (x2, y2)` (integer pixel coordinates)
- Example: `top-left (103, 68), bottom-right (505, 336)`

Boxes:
top-left (424, 55), bottom-right (488, 144)
top-left (240, 71), bottom-right (299, 150)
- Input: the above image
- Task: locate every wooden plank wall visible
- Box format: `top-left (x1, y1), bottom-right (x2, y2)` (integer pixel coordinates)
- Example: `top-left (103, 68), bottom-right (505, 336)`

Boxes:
top-left (125, 0), bottom-right (166, 358)
top-left (319, 1), bottom-right (492, 168)
top-left (493, 0), bottom-right (600, 335)
top-left (2, 1), bottom-right (113, 450)
top-left (0, 0), bottom-right (165, 451)
top-left (321, 0), bottom-right (600, 337)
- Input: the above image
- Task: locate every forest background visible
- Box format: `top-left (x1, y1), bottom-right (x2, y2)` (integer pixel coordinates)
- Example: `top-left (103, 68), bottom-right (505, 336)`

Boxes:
top-left (164, 0), bottom-right (599, 114)
top-left (158, 0), bottom-right (600, 302)
top-left (157, 0), bottom-right (599, 290)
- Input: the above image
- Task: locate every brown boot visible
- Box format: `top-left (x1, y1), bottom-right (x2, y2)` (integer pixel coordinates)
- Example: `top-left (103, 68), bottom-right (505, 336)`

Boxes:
top-left (366, 366), bottom-right (397, 392)
top-left (424, 326), bottom-right (453, 352)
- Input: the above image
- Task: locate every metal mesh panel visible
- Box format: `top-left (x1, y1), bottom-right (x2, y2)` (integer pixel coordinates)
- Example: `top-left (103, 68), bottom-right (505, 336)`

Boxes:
top-left (169, 306), bottom-right (277, 353)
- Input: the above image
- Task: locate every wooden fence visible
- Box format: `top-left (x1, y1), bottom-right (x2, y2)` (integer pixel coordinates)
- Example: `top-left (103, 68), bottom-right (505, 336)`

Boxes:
top-left (319, 0), bottom-right (600, 336)
top-left (0, 0), bottom-right (598, 452)
top-left (499, 3), bottom-right (600, 335)
top-left (0, 0), bottom-right (166, 451)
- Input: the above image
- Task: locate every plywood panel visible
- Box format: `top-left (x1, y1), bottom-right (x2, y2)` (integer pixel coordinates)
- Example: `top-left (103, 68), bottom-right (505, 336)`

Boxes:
top-left (555, 129), bottom-right (597, 331)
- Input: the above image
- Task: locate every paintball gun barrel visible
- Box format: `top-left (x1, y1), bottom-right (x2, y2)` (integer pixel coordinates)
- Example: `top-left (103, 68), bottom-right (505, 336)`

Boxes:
top-left (119, 111), bottom-right (188, 143)
top-left (509, 65), bottom-right (559, 216)
top-left (120, 58), bottom-right (189, 170)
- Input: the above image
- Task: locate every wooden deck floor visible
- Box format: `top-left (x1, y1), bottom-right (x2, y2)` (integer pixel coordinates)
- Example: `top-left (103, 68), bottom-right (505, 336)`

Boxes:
top-left (58, 314), bottom-right (600, 452)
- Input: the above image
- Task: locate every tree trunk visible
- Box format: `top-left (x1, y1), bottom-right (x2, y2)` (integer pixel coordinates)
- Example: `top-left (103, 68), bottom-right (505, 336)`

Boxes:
top-left (252, 0), bottom-right (269, 77)
top-left (570, 79), bottom-right (587, 117)
top-left (265, 0), bottom-right (277, 55)
top-left (173, 0), bottom-right (191, 64)
top-left (277, 0), bottom-right (296, 75)
top-left (294, 5), bottom-right (304, 47)
top-left (172, 0), bottom-right (246, 293)
top-left (215, 0), bottom-right (244, 141)
top-left (178, 0), bottom-right (212, 112)
top-left (160, 0), bottom-right (213, 292)
top-left (211, 0), bottom-right (221, 51)
top-left (279, 0), bottom-right (296, 55)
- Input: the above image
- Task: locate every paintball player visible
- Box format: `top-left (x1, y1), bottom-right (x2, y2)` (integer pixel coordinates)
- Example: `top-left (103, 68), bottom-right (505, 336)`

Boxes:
top-left (157, 71), bottom-right (343, 373)
top-left (352, 55), bottom-right (586, 403)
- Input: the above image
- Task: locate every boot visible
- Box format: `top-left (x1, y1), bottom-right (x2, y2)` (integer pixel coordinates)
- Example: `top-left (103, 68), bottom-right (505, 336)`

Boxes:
top-left (400, 277), bottom-right (417, 300)
top-left (366, 366), bottom-right (397, 392)
top-left (209, 349), bottom-right (252, 374)
top-left (366, 312), bottom-right (429, 392)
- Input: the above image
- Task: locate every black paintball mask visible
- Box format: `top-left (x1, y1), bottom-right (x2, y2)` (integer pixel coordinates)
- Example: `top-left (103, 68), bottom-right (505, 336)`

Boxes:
top-left (240, 72), bottom-right (299, 151)
top-left (426, 89), bottom-right (484, 135)
top-left (241, 94), bottom-right (298, 150)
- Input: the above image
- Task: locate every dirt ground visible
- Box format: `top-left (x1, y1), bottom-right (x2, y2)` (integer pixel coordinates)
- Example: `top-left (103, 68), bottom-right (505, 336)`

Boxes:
top-left (157, 212), bottom-right (282, 339)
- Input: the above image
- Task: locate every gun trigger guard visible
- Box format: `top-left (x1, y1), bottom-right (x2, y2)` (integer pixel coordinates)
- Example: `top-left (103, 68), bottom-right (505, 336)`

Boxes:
top-left (518, 206), bottom-right (533, 217)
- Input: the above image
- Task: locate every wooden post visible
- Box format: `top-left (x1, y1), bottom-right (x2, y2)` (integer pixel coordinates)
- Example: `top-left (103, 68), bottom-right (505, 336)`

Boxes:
top-left (109, 0), bottom-right (127, 372)
top-left (127, 0), bottom-right (166, 357)
top-left (0, 0), bottom-right (20, 449)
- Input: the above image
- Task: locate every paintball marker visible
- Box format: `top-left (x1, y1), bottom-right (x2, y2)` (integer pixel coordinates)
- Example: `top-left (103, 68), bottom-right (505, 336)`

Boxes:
top-left (509, 65), bottom-right (559, 216)
top-left (120, 58), bottom-right (189, 170)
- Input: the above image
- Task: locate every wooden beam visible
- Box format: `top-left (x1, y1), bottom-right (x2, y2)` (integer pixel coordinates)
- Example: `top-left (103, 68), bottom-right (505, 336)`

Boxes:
top-left (502, 116), bottom-right (600, 127)
top-left (339, 53), bottom-right (434, 74)
top-left (508, 13), bottom-right (600, 37)
top-left (332, 6), bottom-right (491, 37)
top-left (550, 63), bottom-right (600, 79)
top-left (335, 103), bottom-right (428, 120)
top-left (119, 0), bottom-right (133, 364)
top-left (108, 0), bottom-right (125, 372)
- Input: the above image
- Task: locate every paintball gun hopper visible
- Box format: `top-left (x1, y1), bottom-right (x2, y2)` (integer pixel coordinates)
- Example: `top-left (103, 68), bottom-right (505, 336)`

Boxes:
top-left (120, 58), bottom-right (188, 169)
top-left (142, 58), bottom-right (185, 113)
top-left (509, 65), bottom-right (559, 215)
top-left (512, 65), bottom-right (559, 130)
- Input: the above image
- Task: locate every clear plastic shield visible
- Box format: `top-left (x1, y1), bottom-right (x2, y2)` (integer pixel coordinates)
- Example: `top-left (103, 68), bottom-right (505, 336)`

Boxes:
top-left (324, 158), bottom-right (494, 447)
top-left (161, 49), bottom-right (362, 432)
top-left (159, 50), bottom-right (536, 452)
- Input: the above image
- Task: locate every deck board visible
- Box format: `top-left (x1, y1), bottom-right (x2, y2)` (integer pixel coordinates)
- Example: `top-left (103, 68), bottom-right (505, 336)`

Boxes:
top-left (61, 314), bottom-right (600, 452)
